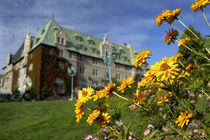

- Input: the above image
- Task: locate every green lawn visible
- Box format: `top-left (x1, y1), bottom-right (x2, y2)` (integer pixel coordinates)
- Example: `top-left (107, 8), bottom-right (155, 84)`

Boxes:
top-left (0, 101), bottom-right (98, 140)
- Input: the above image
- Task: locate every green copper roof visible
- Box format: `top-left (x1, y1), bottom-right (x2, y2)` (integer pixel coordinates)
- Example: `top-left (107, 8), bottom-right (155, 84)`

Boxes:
top-left (12, 18), bottom-right (138, 66)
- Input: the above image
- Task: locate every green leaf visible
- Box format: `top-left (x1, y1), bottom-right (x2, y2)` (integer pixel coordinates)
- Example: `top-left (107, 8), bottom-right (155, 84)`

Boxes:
top-left (125, 122), bottom-right (132, 138)
top-left (186, 82), bottom-right (202, 91)
top-left (195, 96), bottom-right (206, 114)
top-left (143, 131), bottom-right (157, 140)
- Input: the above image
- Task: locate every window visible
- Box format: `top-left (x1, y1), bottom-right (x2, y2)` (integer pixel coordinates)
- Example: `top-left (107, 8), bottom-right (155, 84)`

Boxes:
top-left (79, 44), bottom-right (84, 50)
top-left (75, 36), bottom-right (83, 41)
top-left (79, 66), bottom-right (85, 74)
top-left (112, 46), bottom-right (116, 51)
top-left (57, 50), bottom-right (63, 57)
top-left (124, 57), bottom-right (128, 61)
top-left (69, 52), bottom-right (72, 58)
top-left (116, 64), bottom-right (120, 70)
top-left (92, 48), bottom-right (96, 53)
top-left (57, 37), bottom-right (60, 43)
top-left (125, 66), bottom-right (131, 72)
top-left (92, 69), bottom-right (98, 76)
top-left (116, 73), bottom-right (120, 80)
top-left (78, 55), bottom-right (85, 62)
top-left (88, 40), bottom-right (95, 45)
top-left (105, 72), bottom-right (109, 80)
top-left (93, 58), bottom-right (98, 65)
top-left (61, 38), bottom-right (64, 45)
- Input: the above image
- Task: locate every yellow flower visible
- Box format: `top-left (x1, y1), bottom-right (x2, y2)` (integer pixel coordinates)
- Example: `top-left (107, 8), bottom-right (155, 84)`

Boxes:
top-left (151, 57), bottom-right (180, 81)
top-left (178, 37), bottom-right (191, 47)
top-left (117, 77), bottom-right (134, 93)
top-left (132, 49), bottom-right (152, 68)
top-left (87, 110), bottom-right (101, 125)
top-left (75, 100), bottom-right (85, 123)
top-left (104, 83), bottom-right (116, 98)
top-left (156, 9), bottom-right (172, 26)
top-left (191, 0), bottom-right (210, 12)
top-left (186, 63), bottom-right (193, 70)
top-left (93, 90), bottom-right (105, 101)
top-left (163, 29), bottom-right (179, 45)
top-left (96, 112), bottom-right (111, 127)
top-left (171, 53), bottom-right (183, 63)
top-left (199, 94), bottom-right (203, 98)
top-left (157, 96), bottom-right (168, 105)
top-left (176, 111), bottom-right (193, 128)
top-left (134, 89), bottom-right (146, 105)
top-left (79, 87), bottom-right (95, 103)
top-left (155, 8), bottom-right (181, 26)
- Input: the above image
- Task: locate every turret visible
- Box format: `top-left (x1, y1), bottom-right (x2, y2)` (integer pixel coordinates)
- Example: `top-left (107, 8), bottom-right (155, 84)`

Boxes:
top-left (23, 31), bottom-right (31, 54)
top-left (6, 52), bottom-right (11, 65)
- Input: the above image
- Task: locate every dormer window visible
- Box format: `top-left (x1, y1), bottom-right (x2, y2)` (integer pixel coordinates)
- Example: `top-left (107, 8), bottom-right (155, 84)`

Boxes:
top-left (57, 37), bottom-right (60, 43)
top-left (112, 46), bottom-right (116, 51)
top-left (88, 40), bottom-right (95, 45)
top-left (61, 38), bottom-right (64, 44)
top-left (75, 35), bottom-right (83, 41)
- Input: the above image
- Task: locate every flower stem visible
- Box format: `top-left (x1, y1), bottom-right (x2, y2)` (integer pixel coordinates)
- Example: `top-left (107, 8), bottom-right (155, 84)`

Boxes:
top-left (177, 18), bottom-right (200, 39)
top-left (113, 91), bottom-right (129, 101)
top-left (166, 104), bottom-right (176, 120)
top-left (202, 9), bottom-right (210, 26)
top-left (172, 91), bottom-right (187, 109)
top-left (171, 24), bottom-right (187, 37)
top-left (169, 124), bottom-right (189, 140)
top-left (201, 89), bottom-right (209, 97)
top-left (136, 104), bottom-right (149, 111)
top-left (176, 40), bottom-right (193, 52)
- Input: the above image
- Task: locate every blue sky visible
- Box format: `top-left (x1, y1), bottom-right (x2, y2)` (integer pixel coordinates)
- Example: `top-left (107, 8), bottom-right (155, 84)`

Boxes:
top-left (0, 0), bottom-right (209, 73)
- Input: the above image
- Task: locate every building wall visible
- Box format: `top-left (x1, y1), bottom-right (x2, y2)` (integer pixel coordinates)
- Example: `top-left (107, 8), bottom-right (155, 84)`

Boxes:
top-left (0, 64), bottom-right (13, 93)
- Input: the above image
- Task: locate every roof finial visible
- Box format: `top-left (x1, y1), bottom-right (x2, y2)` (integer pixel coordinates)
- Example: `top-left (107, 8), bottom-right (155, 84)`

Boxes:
top-left (52, 14), bottom-right (55, 20)
top-left (103, 33), bottom-right (109, 44)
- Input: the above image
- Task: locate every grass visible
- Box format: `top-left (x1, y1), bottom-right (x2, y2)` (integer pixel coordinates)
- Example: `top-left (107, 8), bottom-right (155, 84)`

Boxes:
top-left (0, 101), bottom-right (98, 140)
top-left (0, 96), bottom-right (150, 140)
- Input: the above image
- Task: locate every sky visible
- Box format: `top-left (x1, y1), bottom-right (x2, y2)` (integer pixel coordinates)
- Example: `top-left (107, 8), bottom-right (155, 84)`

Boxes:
top-left (0, 0), bottom-right (209, 74)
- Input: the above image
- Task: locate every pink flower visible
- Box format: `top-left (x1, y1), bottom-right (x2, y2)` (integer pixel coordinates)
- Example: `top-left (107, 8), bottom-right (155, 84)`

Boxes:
top-left (162, 126), bottom-right (168, 132)
top-left (144, 129), bottom-right (150, 136)
top-left (190, 100), bottom-right (195, 104)
top-left (194, 129), bottom-right (198, 133)
top-left (147, 124), bottom-right (154, 129)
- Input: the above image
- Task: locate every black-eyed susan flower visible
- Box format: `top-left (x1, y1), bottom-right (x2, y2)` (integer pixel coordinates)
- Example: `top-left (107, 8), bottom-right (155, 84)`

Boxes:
top-left (156, 8), bottom-right (181, 26)
top-left (178, 37), bottom-right (191, 47)
top-left (132, 49), bottom-right (152, 68)
top-left (151, 57), bottom-right (180, 82)
top-left (93, 90), bottom-right (105, 101)
top-left (176, 111), bottom-right (193, 128)
top-left (78, 87), bottom-right (94, 103)
top-left (186, 63), bottom-right (193, 70)
top-left (96, 112), bottom-right (111, 127)
top-left (104, 83), bottom-right (115, 98)
top-left (171, 53), bottom-right (183, 63)
top-left (134, 89), bottom-right (146, 105)
top-left (191, 0), bottom-right (210, 12)
top-left (75, 100), bottom-right (85, 123)
top-left (157, 96), bottom-right (169, 105)
top-left (163, 29), bottom-right (179, 45)
top-left (87, 109), bottom-right (101, 125)
top-left (117, 77), bottom-right (135, 93)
